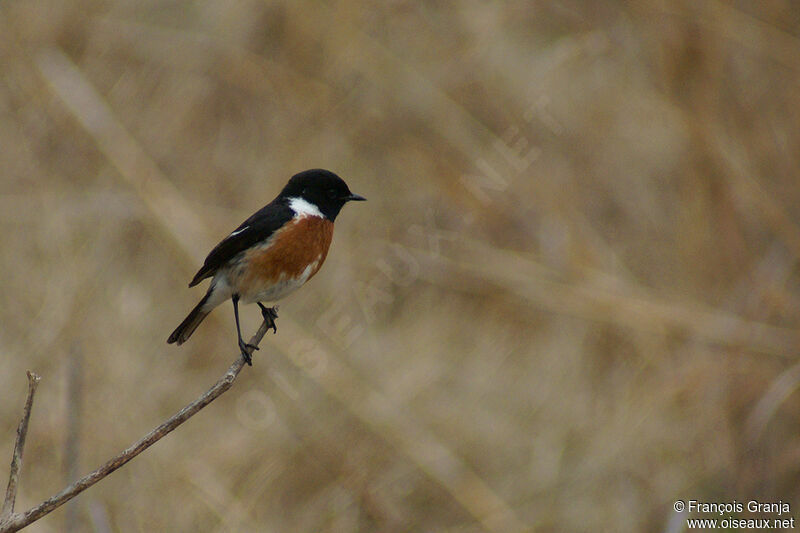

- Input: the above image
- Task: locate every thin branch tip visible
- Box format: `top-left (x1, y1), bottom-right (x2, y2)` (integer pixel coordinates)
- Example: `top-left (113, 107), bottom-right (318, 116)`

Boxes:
top-left (2, 370), bottom-right (43, 529)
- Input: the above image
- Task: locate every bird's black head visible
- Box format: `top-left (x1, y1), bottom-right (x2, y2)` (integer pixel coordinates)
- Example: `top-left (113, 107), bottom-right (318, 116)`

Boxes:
top-left (280, 169), bottom-right (366, 221)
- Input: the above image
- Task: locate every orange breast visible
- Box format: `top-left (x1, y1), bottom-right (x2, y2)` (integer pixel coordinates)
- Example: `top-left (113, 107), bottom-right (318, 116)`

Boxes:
top-left (238, 216), bottom-right (334, 298)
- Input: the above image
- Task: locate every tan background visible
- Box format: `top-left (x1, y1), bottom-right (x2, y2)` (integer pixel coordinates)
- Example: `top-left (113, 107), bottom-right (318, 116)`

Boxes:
top-left (1, 1), bottom-right (800, 531)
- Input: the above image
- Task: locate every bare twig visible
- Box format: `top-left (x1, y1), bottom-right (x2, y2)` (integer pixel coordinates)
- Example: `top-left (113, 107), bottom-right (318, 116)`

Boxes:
top-left (0, 322), bottom-right (268, 533)
top-left (1, 372), bottom-right (41, 521)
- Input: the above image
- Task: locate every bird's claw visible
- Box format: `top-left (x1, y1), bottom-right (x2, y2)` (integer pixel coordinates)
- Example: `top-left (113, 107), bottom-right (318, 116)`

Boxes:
top-left (258, 303), bottom-right (279, 333)
top-left (238, 339), bottom-right (259, 366)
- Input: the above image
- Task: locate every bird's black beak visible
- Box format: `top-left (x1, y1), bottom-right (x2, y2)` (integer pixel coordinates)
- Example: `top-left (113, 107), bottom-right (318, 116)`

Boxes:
top-left (346, 193), bottom-right (367, 202)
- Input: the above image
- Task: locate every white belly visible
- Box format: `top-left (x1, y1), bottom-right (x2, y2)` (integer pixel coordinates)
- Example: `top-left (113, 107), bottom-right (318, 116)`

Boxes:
top-left (201, 257), bottom-right (320, 310)
top-left (238, 258), bottom-right (319, 304)
top-left (241, 274), bottom-right (305, 304)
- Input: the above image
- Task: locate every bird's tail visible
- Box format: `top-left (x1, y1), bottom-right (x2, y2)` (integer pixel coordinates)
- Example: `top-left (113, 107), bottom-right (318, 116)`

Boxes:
top-left (167, 292), bottom-right (211, 345)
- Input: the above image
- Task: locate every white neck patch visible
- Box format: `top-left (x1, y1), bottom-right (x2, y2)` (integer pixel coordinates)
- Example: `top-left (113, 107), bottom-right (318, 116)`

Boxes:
top-left (289, 197), bottom-right (324, 218)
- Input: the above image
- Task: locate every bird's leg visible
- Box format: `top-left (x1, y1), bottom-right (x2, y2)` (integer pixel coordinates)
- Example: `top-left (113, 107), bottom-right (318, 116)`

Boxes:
top-left (257, 303), bottom-right (279, 333)
top-left (232, 295), bottom-right (258, 365)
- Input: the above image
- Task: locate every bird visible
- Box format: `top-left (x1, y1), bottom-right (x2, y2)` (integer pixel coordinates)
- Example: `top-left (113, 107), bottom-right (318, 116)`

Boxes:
top-left (167, 168), bottom-right (365, 365)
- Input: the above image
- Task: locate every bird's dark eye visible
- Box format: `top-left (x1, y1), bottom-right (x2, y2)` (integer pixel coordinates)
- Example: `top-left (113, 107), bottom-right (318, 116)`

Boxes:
top-left (327, 188), bottom-right (338, 197)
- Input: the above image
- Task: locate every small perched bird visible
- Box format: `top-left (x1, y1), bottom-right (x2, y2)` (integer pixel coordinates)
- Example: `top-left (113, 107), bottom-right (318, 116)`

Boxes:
top-left (167, 169), bottom-right (365, 364)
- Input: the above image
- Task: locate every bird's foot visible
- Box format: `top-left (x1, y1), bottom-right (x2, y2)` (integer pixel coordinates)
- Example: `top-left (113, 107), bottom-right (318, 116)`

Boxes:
top-left (258, 303), bottom-right (279, 333)
top-left (238, 338), bottom-right (259, 366)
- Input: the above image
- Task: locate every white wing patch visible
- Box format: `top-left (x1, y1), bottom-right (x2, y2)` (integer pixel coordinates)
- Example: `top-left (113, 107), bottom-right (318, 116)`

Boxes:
top-left (289, 197), bottom-right (324, 218)
top-left (228, 226), bottom-right (248, 237)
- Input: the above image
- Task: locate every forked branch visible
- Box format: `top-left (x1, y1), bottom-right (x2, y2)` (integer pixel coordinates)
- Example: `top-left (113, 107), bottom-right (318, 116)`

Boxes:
top-left (0, 321), bottom-right (269, 533)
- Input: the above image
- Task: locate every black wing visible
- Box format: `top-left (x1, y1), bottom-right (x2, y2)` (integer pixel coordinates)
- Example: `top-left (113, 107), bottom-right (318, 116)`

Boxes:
top-left (188, 199), bottom-right (293, 287)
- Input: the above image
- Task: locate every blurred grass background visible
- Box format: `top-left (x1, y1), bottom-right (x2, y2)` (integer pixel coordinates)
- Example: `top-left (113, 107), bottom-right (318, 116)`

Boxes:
top-left (1, 0), bottom-right (800, 531)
